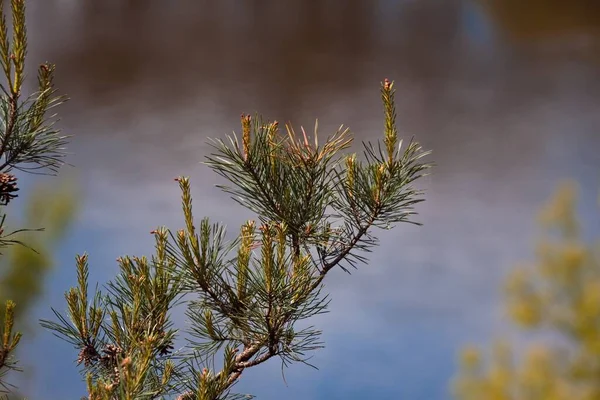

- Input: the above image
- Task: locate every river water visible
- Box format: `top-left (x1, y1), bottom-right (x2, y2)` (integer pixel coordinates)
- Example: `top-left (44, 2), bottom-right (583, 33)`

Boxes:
top-left (14, 1), bottom-right (600, 399)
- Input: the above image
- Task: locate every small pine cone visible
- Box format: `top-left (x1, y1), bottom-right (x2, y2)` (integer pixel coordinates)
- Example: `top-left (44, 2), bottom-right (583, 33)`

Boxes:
top-left (102, 344), bottom-right (124, 359)
top-left (77, 343), bottom-right (100, 367)
top-left (0, 173), bottom-right (18, 205)
top-left (100, 344), bottom-right (125, 372)
top-left (97, 344), bottom-right (125, 387)
top-left (112, 365), bottom-right (120, 386)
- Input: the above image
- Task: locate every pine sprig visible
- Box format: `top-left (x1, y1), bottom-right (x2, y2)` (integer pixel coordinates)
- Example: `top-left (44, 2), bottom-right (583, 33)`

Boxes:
top-left (0, 0), bottom-right (69, 175)
top-left (41, 245), bottom-right (182, 399)
top-left (44, 78), bottom-right (431, 400)
top-left (0, 300), bottom-right (21, 392)
top-left (0, 0), bottom-right (74, 394)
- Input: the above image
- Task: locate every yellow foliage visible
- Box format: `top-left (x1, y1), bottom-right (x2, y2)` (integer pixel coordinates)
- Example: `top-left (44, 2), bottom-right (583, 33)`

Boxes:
top-left (0, 175), bottom-right (80, 327)
top-left (453, 181), bottom-right (600, 400)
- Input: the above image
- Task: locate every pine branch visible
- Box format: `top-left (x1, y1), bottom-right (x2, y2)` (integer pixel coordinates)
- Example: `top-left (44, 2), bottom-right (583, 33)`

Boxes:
top-left (44, 78), bottom-right (431, 400)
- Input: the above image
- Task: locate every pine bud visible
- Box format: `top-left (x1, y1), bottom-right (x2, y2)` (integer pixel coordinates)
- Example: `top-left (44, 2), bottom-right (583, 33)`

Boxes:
top-left (237, 221), bottom-right (255, 300)
top-left (345, 154), bottom-right (356, 198)
top-left (374, 164), bottom-right (386, 204)
top-left (204, 310), bottom-right (218, 340)
top-left (241, 114), bottom-right (252, 161)
top-left (383, 78), bottom-right (391, 91)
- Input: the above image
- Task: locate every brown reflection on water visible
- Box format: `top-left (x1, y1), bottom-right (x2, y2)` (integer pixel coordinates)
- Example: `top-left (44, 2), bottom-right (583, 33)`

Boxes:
top-left (20, 0), bottom-right (600, 250)
top-left (24, 0), bottom-right (599, 135)
top-left (32, 0), bottom-right (530, 139)
top-left (21, 0), bottom-right (600, 261)
top-left (29, 0), bottom-right (386, 120)
top-left (480, 0), bottom-right (600, 41)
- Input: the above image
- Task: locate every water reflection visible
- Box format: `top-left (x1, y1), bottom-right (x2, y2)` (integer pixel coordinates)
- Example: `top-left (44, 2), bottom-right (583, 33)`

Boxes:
top-left (480, 0), bottom-right (600, 41)
top-left (29, 0), bottom-right (472, 120)
top-left (19, 1), bottom-right (600, 399)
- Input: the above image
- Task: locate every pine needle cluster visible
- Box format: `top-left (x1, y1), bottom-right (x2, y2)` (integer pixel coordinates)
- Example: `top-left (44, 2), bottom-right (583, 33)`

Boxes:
top-left (43, 79), bottom-right (431, 399)
top-left (0, 0), bottom-right (69, 252)
top-left (0, 0), bottom-right (69, 392)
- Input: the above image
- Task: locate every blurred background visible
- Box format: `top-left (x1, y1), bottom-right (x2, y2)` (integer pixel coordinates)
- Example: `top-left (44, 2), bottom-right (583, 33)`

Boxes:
top-left (8, 0), bottom-right (600, 398)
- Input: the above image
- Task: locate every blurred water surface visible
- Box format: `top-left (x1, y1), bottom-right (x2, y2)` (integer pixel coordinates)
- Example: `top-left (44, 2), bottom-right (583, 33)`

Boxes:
top-left (15, 1), bottom-right (600, 399)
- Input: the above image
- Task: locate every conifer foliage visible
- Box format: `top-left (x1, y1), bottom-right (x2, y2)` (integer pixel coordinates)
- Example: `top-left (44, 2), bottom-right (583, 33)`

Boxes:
top-left (0, 0), bottom-right (68, 247)
top-left (0, 0), bottom-right (69, 391)
top-left (43, 79), bottom-right (431, 399)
